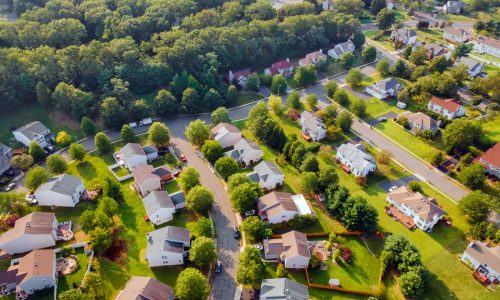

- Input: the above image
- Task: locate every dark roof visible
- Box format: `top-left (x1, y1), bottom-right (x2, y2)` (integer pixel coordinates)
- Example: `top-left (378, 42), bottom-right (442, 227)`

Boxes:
top-left (169, 191), bottom-right (186, 206)
top-left (153, 166), bottom-right (172, 178)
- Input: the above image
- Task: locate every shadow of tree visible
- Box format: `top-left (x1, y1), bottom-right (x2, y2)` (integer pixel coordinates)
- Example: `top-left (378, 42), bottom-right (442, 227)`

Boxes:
top-left (76, 161), bottom-right (97, 181)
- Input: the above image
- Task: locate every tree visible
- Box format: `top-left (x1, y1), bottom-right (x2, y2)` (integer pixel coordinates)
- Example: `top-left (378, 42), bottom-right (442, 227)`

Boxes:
top-left (46, 154), bottom-right (67, 174)
top-left (352, 31), bottom-right (366, 49)
top-left (185, 120), bottom-right (210, 148)
top-left (390, 60), bottom-right (408, 78)
top-left (95, 132), bottom-right (112, 154)
top-left (288, 91), bottom-right (301, 109)
top-left (29, 141), bottom-right (46, 162)
top-left (120, 125), bottom-right (136, 144)
top-left (25, 166), bottom-right (49, 190)
top-left (56, 131), bottom-right (73, 147)
top-left (268, 95), bottom-right (283, 114)
top-left (416, 19), bottom-right (429, 29)
top-left (100, 97), bottom-right (126, 128)
top-left (459, 191), bottom-right (493, 224)
top-left (186, 185), bottom-right (214, 214)
top-left (341, 196), bottom-right (378, 232)
top-left (408, 181), bottom-right (423, 193)
top-left (340, 52), bottom-right (355, 69)
top-left (346, 68), bottom-right (363, 87)
top-left (214, 157), bottom-right (239, 179)
top-left (376, 150), bottom-right (392, 165)
top-left (155, 89), bottom-right (178, 117)
top-left (90, 227), bottom-right (112, 254)
top-left (80, 211), bottom-right (95, 233)
top-left (211, 107), bottom-right (230, 124)
top-left (300, 155), bottom-right (319, 173)
top-left (176, 268), bottom-right (209, 300)
top-left (36, 81), bottom-right (51, 107)
top-left (442, 119), bottom-right (482, 152)
top-left (230, 182), bottom-right (259, 213)
top-left (237, 247), bottom-right (265, 287)
top-left (129, 99), bottom-right (150, 120)
top-left (178, 167), bottom-right (200, 192)
top-left (306, 93), bottom-right (318, 108)
top-left (189, 236), bottom-right (217, 267)
top-left (400, 270), bottom-right (425, 298)
top-left (148, 122), bottom-right (170, 146)
top-left (103, 177), bottom-right (124, 202)
top-left (227, 173), bottom-right (253, 192)
top-left (201, 140), bottom-right (223, 164)
top-left (452, 43), bottom-right (472, 59)
top-left (429, 56), bottom-right (449, 73)
top-left (10, 154), bottom-right (34, 171)
top-left (294, 65), bottom-right (317, 87)
top-left (333, 89), bottom-right (349, 105)
top-left (376, 8), bottom-right (396, 30)
top-left (59, 289), bottom-right (88, 300)
top-left (98, 196), bottom-right (118, 217)
top-left (325, 80), bottom-right (338, 98)
top-left (191, 216), bottom-right (213, 238)
top-left (319, 165), bottom-right (339, 189)
top-left (301, 172), bottom-right (319, 194)
top-left (376, 58), bottom-right (390, 77)
top-left (362, 45), bottom-right (377, 62)
top-left (336, 111), bottom-right (352, 132)
top-left (334, 0), bottom-right (364, 16)
top-left (402, 46), bottom-right (413, 59)
top-left (351, 98), bottom-right (366, 116)
top-left (409, 46), bottom-right (428, 66)
top-left (241, 216), bottom-right (267, 241)
top-left (371, 0), bottom-right (387, 14)
top-left (458, 164), bottom-right (486, 190)
top-left (276, 263), bottom-right (288, 278)
top-left (271, 74), bottom-right (287, 95)
top-left (80, 117), bottom-right (96, 137)
top-left (226, 85), bottom-right (239, 105)
top-left (82, 272), bottom-right (106, 299)
top-left (429, 151), bottom-right (445, 166)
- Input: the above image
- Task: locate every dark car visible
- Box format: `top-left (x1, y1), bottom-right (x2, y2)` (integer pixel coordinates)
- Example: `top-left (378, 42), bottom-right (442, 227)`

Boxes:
top-left (215, 261), bottom-right (222, 274)
top-left (233, 227), bottom-right (240, 239)
top-left (44, 145), bottom-right (55, 153)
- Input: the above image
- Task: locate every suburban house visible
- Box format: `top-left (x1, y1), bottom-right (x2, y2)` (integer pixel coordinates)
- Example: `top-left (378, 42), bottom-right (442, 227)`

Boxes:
top-left (391, 29), bottom-right (417, 47)
top-left (34, 174), bottom-right (85, 207)
top-left (116, 276), bottom-right (175, 300)
top-left (226, 68), bottom-right (252, 87)
top-left (248, 161), bottom-right (285, 190)
top-left (263, 231), bottom-right (311, 269)
top-left (115, 143), bottom-right (153, 171)
top-left (12, 121), bottom-right (53, 148)
top-left (211, 122), bottom-right (242, 149)
top-left (265, 59), bottom-right (294, 77)
top-left (478, 142), bottom-right (500, 178)
top-left (257, 192), bottom-right (313, 224)
top-left (427, 96), bottom-right (465, 119)
top-left (461, 241), bottom-right (499, 284)
top-left (443, 27), bottom-right (469, 43)
top-left (322, 0), bottom-right (334, 11)
top-left (364, 77), bottom-right (402, 100)
top-left (132, 165), bottom-right (161, 197)
top-left (260, 278), bottom-right (308, 300)
top-left (169, 191), bottom-right (186, 209)
top-left (327, 40), bottom-right (355, 60)
top-left (142, 191), bottom-right (176, 226)
top-left (397, 111), bottom-right (439, 135)
top-left (299, 50), bottom-right (327, 67)
top-left (224, 138), bottom-right (263, 166)
top-left (0, 143), bottom-right (12, 175)
top-left (387, 186), bottom-right (446, 231)
top-left (0, 212), bottom-right (68, 255)
top-left (152, 165), bottom-right (173, 184)
top-left (336, 143), bottom-right (376, 177)
top-left (300, 111), bottom-right (327, 142)
top-left (424, 43), bottom-right (450, 60)
top-left (474, 35), bottom-right (500, 58)
top-left (0, 249), bottom-right (56, 298)
top-left (454, 56), bottom-right (485, 77)
top-left (145, 226), bottom-right (190, 267)
top-left (443, 1), bottom-right (464, 14)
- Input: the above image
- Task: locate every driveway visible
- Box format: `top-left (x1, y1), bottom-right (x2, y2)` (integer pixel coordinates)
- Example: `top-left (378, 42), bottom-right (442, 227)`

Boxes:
top-left (379, 175), bottom-right (420, 191)
top-left (171, 138), bottom-right (239, 300)
top-left (367, 112), bottom-right (398, 125)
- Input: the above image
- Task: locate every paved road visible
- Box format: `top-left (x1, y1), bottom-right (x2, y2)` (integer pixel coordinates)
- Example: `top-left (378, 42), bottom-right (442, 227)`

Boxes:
top-left (171, 138), bottom-right (239, 300)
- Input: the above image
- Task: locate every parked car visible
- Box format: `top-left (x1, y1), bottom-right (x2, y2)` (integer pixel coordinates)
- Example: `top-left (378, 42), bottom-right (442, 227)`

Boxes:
top-left (45, 145), bottom-right (55, 153)
top-left (28, 198), bottom-right (38, 206)
top-left (378, 117), bottom-right (387, 122)
top-left (4, 169), bottom-right (15, 177)
top-left (4, 182), bottom-right (16, 191)
top-left (215, 261), bottom-right (223, 274)
top-left (244, 210), bottom-right (256, 217)
top-left (180, 154), bottom-right (187, 162)
top-left (388, 185), bottom-right (398, 192)
top-left (233, 227), bottom-right (240, 239)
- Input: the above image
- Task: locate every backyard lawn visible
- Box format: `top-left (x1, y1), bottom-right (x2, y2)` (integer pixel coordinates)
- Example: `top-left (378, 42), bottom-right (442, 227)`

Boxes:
top-left (323, 55), bottom-right (365, 77)
top-left (57, 248), bottom-right (90, 296)
top-left (364, 31), bottom-right (395, 51)
top-left (480, 114), bottom-right (500, 144)
top-left (470, 52), bottom-right (500, 64)
top-left (416, 29), bottom-right (444, 43)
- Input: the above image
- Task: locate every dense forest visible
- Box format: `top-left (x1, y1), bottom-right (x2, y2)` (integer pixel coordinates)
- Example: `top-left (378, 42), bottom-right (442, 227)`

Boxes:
top-left (0, 0), bottom-right (361, 127)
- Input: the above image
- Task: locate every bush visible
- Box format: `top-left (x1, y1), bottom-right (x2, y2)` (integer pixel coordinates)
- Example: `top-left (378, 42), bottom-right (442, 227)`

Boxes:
top-left (470, 95), bottom-right (483, 106)
top-left (408, 181), bottom-right (423, 193)
top-left (276, 263), bottom-right (288, 278)
top-left (214, 157), bottom-right (239, 179)
top-left (429, 151), bottom-right (445, 166)
top-left (201, 140), bottom-right (223, 164)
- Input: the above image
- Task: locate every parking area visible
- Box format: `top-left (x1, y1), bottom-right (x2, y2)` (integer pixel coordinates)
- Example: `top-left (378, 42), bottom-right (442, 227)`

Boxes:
top-left (379, 175), bottom-right (420, 192)
top-left (367, 112), bottom-right (398, 126)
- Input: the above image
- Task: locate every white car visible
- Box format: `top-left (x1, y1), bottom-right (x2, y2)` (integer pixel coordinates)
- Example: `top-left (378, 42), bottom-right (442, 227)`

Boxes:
top-left (388, 185), bottom-right (398, 192)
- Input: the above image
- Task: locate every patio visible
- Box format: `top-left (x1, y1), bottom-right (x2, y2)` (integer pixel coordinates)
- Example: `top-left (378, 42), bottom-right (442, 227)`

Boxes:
top-left (56, 222), bottom-right (74, 241)
top-left (385, 205), bottom-right (416, 229)
top-left (57, 256), bottom-right (78, 276)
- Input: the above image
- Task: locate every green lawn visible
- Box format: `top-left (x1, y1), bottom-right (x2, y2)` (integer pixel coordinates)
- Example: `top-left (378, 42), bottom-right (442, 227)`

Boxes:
top-left (484, 64), bottom-right (500, 77)
top-left (471, 52), bottom-right (500, 64)
top-left (164, 180), bottom-right (179, 194)
top-left (112, 166), bottom-right (130, 177)
top-left (364, 31), bottom-right (395, 52)
top-left (57, 248), bottom-right (90, 295)
top-left (480, 114), bottom-right (500, 144)
top-left (323, 55), bottom-right (365, 77)
top-left (416, 29), bottom-right (444, 43)
top-left (236, 91), bottom-right (264, 106)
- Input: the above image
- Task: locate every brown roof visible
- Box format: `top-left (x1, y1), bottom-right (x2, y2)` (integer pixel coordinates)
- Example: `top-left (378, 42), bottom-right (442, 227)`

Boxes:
top-left (479, 142), bottom-right (500, 168)
top-left (0, 213), bottom-right (55, 244)
top-left (17, 249), bottom-right (55, 285)
top-left (477, 35), bottom-right (500, 50)
top-left (210, 122), bottom-right (241, 135)
top-left (281, 231), bottom-right (310, 260)
top-left (397, 111), bottom-right (437, 131)
top-left (263, 239), bottom-right (284, 257)
top-left (388, 186), bottom-right (446, 222)
top-left (132, 165), bottom-right (159, 186)
top-left (117, 276), bottom-right (174, 300)
top-left (445, 27), bottom-right (467, 37)
top-left (429, 96), bottom-right (462, 113)
top-left (258, 192), bottom-right (298, 219)
top-left (465, 241), bottom-right (500, 272)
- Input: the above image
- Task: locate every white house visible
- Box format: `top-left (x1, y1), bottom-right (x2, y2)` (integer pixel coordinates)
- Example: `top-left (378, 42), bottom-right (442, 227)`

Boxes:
top-left (226, 68), bottom-right (252, 87)
top-left (454, 56), bottom-right (485, 78)
top-left (461, 241), bottom-right (500, 283)
top-left (397, 111), bottom-right (439, 135)
top-left (387, 186), bottom-right (446, 231)
top-left (336, 143), bottom-right (376, 177)
top-left (257, 192), bottom-right (313, 224)
top-left (116, 276), bottom-right (175, 300)
top-left (0, 249), bottom-right (56, 298)
top-left (34, 174), bottom-right (85, 207)
top-left (210, 123), bottom-right (242, 149)
top-left (474, 35), bottom-right (500, 58)
top-left (327, 40), bottom-right (355, 60)
top-left (263, 231), bottom-right (310, 269)
top-left (248, 161), bottom-right (284, 190)
top-left (443, 1), bottom-right (464, 14)
top-left (365, 78), bottom-right (402, 100)
top-left (478, 142), bottom-right (500, 179)
top-left (142, 191), bottom-right (176, 226)
top-left (260, 278), bottom-right (308, 300)
top-left (115, 143), bottom-right (148, 171)
top-left (146, 226), bottom-right (190, 267)
top-left (224, 138), bottom-right (263, 166)
top-left (391, 29), bottom-right (417, 46)
top-left (265, 59), bottom-right (294, 78)
top-left (322, 0), bottom-right (334, 11)
top-left (0, 213), bottom-right (61, 255)
top-left (0, 143), bottom-right (12, 175)
top-left (300, 111), bottom-right (326, 141)
top-left (443, 27), bottom-right (469, 43)
top-left (298, 50), bottom-right (327, 67)
top-left (132, 165), bottom-right (161, 197)
top-left (12, 121), bottom-right (53, 148)
top-left (427, 96), bottom-right (465, 120)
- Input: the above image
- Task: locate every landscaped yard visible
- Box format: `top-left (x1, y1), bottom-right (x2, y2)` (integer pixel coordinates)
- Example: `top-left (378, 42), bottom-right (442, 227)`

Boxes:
top-left (236, 91), bottom-right (264, 106)
top-left (323, 55), bottom-right (365, 77)
top-left (471, 52), bottom-right (500, 64)
top-left (416, 29), bottom-right (444, 43)
top-left (480, 114), bottom-right (500, 144)
top-left (112, 166), bottom-right (130, 177)
top-left (364, 31), bottom-right (395, 52)
top-left (57, 248), bottom-right (90, 296)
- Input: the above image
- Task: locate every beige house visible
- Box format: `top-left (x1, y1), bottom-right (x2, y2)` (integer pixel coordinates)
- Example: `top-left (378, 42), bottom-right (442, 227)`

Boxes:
top-left (211, 123), bottom-right (242, 149)
top-left (298, 50), bottom-right (327, 67)
top-left (397, 111), bottom-right (439, 135)
top-left (474, 35), bottom-right (500, 58)
top-left (443, 27), bottom-right (469, 43)
top-left (132, 165), bottom-right (161, 197)
top-left (263, 231), bottom-right (311, 269)
top-left (257, 192), bottom-right (313, 224)
top-left (224, 138), bottom-right (263, 166)
top-left (116, 276), bottom-right (174, 300)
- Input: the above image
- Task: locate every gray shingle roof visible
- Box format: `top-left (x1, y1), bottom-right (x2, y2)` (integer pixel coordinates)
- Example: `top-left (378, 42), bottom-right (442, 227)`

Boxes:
top-left (169, 191), bottom-right (186, 207)
top-left (146, 226), bottom-right (190, 254)
top-left (301, 111), bottom-right (325, 135)
top-left (337, 143), bottom-right (375, 173)
top-left (375, 77), bottom-right (400, 91)
top-left (260, 278), bottom-right (308, 300)
top-left (455, 56), bottom-right (484, 72)
top-left (0, 143), bottom-right (12, 172)
top-left (254, 161), bottom-right (283, 179)
top-left (120, 143), bottom-right (146, 160)
top-left (37, 173), bottom-right (82, 196)
top-left (142, 191), bottom-right (175, 216)
top-left (14, 121), bottom-right (50, 141)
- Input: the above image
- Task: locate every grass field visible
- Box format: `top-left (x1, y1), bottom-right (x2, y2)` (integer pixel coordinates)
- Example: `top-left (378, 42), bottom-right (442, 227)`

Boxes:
top-left (364, 31), bottom-right (395, 52)
top-left (471, 52), bottom-right (500, 64)
top-left (323, 55), bottom-right (365, 77)
top-left (416, 29), bottom-right (444, 43)
top-left (480, 114), bottom-right (500, 144)
top-left (57, 248), bottom-right (90, 296)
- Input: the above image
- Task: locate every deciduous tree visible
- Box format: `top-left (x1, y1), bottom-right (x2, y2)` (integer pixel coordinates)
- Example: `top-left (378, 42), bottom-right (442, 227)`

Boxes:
top-left (185, 119), bottom-right (210, 148)
top-left (29, 141), bottom-right (46, 162)
top-left (201, 140), bottom-right (223, 164)
top-left (230, 182), bottom-right (259, 213)
top-left (237, 247), bottom-right (265, 287)
top-left (178, 167), bottom-right (200, 193)
top-left (25, 166), bottom-right (49, 190)
top-left (346, 68), bottom-right (363, 87)
top-left (214, 156), bottom-right (239, 179)
top-left (176, 268), bottom-right (209, 300)
top-left (211, 107), bottom-right (230, 124)
top-left (120, 124), bottom-right (136, 144)
top-left (95, 132), bottom-right (112, 154)
top-left (189, 236), bottom-right (217, 267)
top-left (46, 154), bottom-right (67, 174)
top-left (186, 185), bottom-right (214, 215)
top-left (241, 216), bottom-right (267, 241)
top-left (80, 117), bottom-right (96, 137)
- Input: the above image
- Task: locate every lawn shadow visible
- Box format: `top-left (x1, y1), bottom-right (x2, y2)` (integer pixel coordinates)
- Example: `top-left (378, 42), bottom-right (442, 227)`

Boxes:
top-left (76, 162), bottom-right (97, 181)
top-left (423, 269), bottom-right (458, 300)
top-left (427, 222), bottom-right (468, 255)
